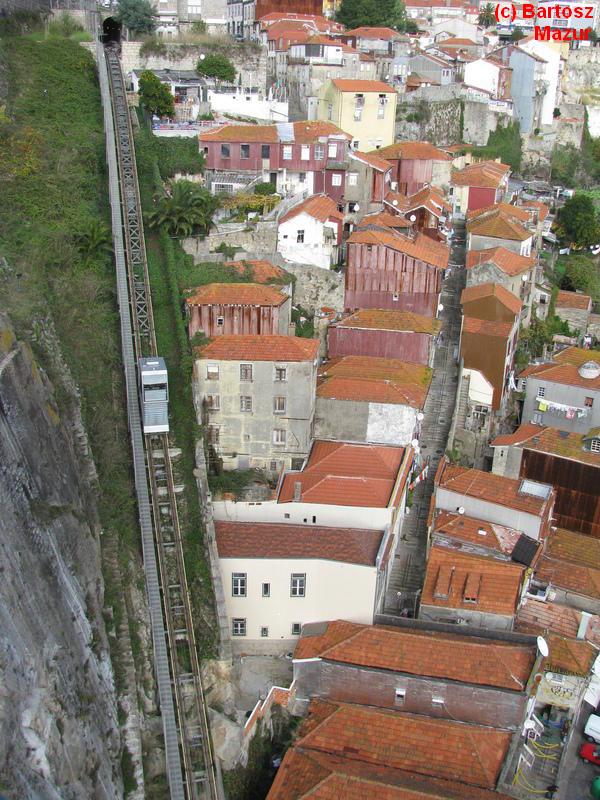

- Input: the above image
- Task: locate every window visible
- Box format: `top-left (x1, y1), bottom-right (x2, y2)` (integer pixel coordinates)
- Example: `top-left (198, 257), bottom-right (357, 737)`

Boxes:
top-left (348, 172), bottom-right (358, 186)
top-left (262, 582), bottom-right (270, 597)
top-left (291, 573), bottom-right (306, 597)
top-left (206, 394), bottom-right (220, 411)
top-left (261, 626), bottom-right (269, 637)
top-left (291, 623), bottom-right (302, 636)
top-left (328, 142), bottom-right (337, 158)
top-left (240, 396), bottom-right (253, 412)
top-left (283, 145), bottom-right (293, 160)
top-left (327, 103), bottom-right (333, 121)
top-left (240, 363), bottom-right (253, 381)
top-left (315, 144), bottom-right (324, 160)
top-left (269, 460), bottom-right (279, 471)
top-left (275, 366), bottom-right (287, 382)
top-left (206, 364), bottom-right (219, 380)
top-left (348, 201), bottom-right (359, 213)
top-left (243, 433), bottom-right (251, 442)
top-left (273, 396), bottom-right (286, 413)
top-left (377, 94), bottom-right (387, 118)
top-left (537, 386), bottom-right (545, 398)
top-left (232, 573), bottom-right (247, 596)
top-left (395, 688), bottom-right (406, 704)
top-left (208, 425), bottom-right (220, 445)
top-left (240, 144), bottom-right (250, 159)
top-left (332, 173), bottom-right (342, 187)
top-left (352, 140), bottom-right (359, 149)
top-left (585, 397), bottom-right (594, 408)
top-left (221, 144), bottom-right (230, 158)
top-left (301, 144), bottom-right (310, 160)
top-left (299, 171), bottom-right (306, 183)
top-left (297, 229), bottom-right (305, 243)
top-left (273, 429), bottom-right (287, 445)
top-left (232, 618), bottom-right (246, 636)
top-left (591, 438), bottom-right (600, 453)
top-left (261, 144), bottom-right (270, 159)
top-left (216, 316), bottom-right (224, 327)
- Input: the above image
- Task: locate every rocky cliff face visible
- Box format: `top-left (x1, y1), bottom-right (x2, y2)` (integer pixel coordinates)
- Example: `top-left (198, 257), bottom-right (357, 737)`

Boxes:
top-left (0, 314), bottom-right (122, 800)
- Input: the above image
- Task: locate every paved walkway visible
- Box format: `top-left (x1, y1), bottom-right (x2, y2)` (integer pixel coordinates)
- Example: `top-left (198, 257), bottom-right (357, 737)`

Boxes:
top-left (383, 230), bottom-right (466, 615)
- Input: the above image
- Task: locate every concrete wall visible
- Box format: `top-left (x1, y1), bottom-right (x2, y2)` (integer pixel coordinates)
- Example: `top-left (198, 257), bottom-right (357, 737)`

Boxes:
top-left (419, 603), bottom-right (515, 630)
top-left (469, 232), bottom-right (532, 257)
top-left (561, 47), bottom-right (600, 103)
top-left (491, 444), bottom-right (524, 479)
top-left (435, 486), bottom-right (543, 540)
top-left (522, 375), bottom-right (600, 433)
top-left (314, 398), bottom-right (418, 446)
top-left (182, 221), bottom-right (278, 258)
top-left (555, 305), bottom-right (591, 334)
top-left (293, 658), bottom-right (527, 729)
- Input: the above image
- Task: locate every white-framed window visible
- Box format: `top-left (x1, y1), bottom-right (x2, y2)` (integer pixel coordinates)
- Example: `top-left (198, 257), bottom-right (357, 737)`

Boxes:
top-left (315, 144), bottom-right (324, 160)
top-left (301, 144), bottom-right (310, 160)
top-left (206, 364), bottom-right (219, 380)
top-left (291, 573), bottom-right (306, 597)
top-left (377, 94), bottom-right (387, 118)
top-left (395, 688), bottom-right (406, 704)
top-left (206, 394), bottom-right (220, 411)
top-left (221, 144), bottom-right (231, 158)
top-left (291, 622), bottom-right (302, 636)
top-left (297, 229), bottom-right (305, 243)
top-left (216, 316), bottom-right (224, 326)
top-left (232, 573), bottom-right (247, 596)
top-left (591, 438), bottom-right (600, 453)
top-left (327, 103), bottom-right (333, 121)
top-left (275, 366), bottom-right (287, 382)
top-left (348, 172), bottom-right (358, 186)
top-left (352, 140), bottom-right (359, 148)
top-left (537, 386), bottom-right (545, 398)
top-left (262, 582), bottom-right (270, 597)
top-left (232, 618), bottom-right (246, 636)
top-left (328, 142), bottom-right (337, 158)
top-left (261, 626), bottom-right (269, 637)
top-left (273, 396), bottom-right (286, 413)
top-left (240, 143), bottom-right (250, 159)
top-left (332, 173), bottom-right (342, 187)
top-left (240, 396), bottom-right (252, 412)
top-left (585, 396), bottom-right (594, 408)
top-left (282, 145), bottom-right (293, 160)
top-left (240, 363), bottom-right (253, 381)
top-left (273, 429), bottom-right (287, 445)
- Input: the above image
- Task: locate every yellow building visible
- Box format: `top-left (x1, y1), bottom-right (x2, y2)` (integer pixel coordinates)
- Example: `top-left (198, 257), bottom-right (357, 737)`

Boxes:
top-left (316, 78), bottom-right (398, 150)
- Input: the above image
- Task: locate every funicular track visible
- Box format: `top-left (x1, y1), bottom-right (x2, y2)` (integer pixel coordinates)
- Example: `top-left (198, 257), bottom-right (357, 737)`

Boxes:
top-left (99, 42), bottom-right (218, 800)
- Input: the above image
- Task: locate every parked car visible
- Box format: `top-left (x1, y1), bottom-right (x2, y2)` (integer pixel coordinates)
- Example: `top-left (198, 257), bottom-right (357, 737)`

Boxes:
top-left (584, 713), bottom-right (600, 743)
top-left (580, 743), bottom-right (600, 765)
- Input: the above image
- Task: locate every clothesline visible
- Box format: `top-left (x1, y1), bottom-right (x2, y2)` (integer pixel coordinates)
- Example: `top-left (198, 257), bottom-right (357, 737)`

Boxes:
top-left (537, 398), bottom-right (589, 420)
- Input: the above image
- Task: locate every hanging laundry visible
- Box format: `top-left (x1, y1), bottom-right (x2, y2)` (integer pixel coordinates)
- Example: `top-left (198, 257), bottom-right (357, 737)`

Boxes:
top-left (566, 408), bottom-right (575, 420)
top-left (538, 401), bottom-right (548, 411)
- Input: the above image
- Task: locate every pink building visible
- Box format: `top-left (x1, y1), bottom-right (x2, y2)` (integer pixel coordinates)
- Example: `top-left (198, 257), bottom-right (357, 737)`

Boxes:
top-left (374, 141), bottom-right (453, 195)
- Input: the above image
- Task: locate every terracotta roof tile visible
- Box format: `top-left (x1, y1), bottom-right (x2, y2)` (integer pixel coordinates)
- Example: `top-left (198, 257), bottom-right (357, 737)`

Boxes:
top-left (336, 308), bottom-right (441, 334)
top-left (186, 282), bottom-right (287, 306)
top-left (359, 211), bottom-right (413, 228)
top-left (294, 620), bottom-right (535, 689)
top-left (492, 422), bottom-right (543, 446)
top-left (432, 510), bottom-right (526, 556)
top-left (278, 440), bottom-right (409, 507)
top-left (292, 120), bottom-right (351, 142)
top-left (466, 246), bottom-right (534, 276)
top-left (462, 317), bottom-right (514, 338)
top-left (348, 228), bottom-right (449, 270)
top-left (556, 290), bottom-right (592, 310)
top-left (519, 199), bottom-right (549, 222)
top-left (374, 141), bottom-right (452, 162)
top-left (422, 545), bottom-right (525, 617)
top-left (440, 36), bottom-right (478, 45)
top-left (215, 521), bottom-right (383, 565)
top-left (280, 193), bottom-right (343, 224)
top-left (535, 529), bottom-right (600, 600)
top-left (200, 123), bottom-right (280, 143)
top-left (197, 335), bottom-right (319, 362)
top-left (517, 598), bottom-right (600, 649)
top-left (331, 78), bottom-right (396, 92)
top-left (294, 699), bottom-right (512, 789)
top-left (224, 259), bottom-right (289, 284)
top-left (317, 356), bottom-right (432, 408)
top-left (467, 202), bottom-right (531, 223)
top-left (436, 461), bottom-right (554, 516)
top-left (451, 160), bottom-right (510, 189)
top-left (352, 150), bottom-right (393, 172)
top-left (544, 634), bottom-right (596, 676)
top-left (345, 26), bottom-right (402, 39)
top-left (468, 211), bottom-right (531, 242)
top-left (492, 425), bottom-right (600, 467)
top-left (461, 281), bottom-right (522, 316)
top-left (518, 348), bottom-right (600, 390)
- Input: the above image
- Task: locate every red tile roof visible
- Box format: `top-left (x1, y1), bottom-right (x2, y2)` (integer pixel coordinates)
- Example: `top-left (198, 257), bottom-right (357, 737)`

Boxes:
top-left (517, 347), bottom-right (600, 391)
top-left (451, 160), bottom-right (510, 189)
top-left (374, 141), bottom-right (452, 162)
top-left (436, 460), bottom-right (554, 516)
top-left (294, 620), bottom-right (535, 689)
top-left (317, 356), bottom-right (432, 408)
top-left (432, 510), bottom-right (526, 557)
top-left (268, 748), bottom-right (516, 800)
top-left (556, 290), bottom-right (592, 310)
top-left (294, 699), bottom-right (512, 789)
top-left (544, 634), bottom-right (597, 676)
top-left (345, 26), bottom-right (402, 39)
top-left (280, 193), bottom-right (343, 224)
top-left (331, 78), bottom-right (397, 92)
top-left (186, 282), bottom-right (287, 307)
top-left (491, 424), bottom-right (600, 468)
top-left (352, 150), bottom-right (393, 172)
top-left (492, 422), bottom-right (544, 446)
top-left (200, 120), bottom-right (348, 143)
top-left (519, 199), bottom-right (549, 222)
top-left (197, 335), bottom-right (319, 362)
top-left (466, 246), bottom-right (534, 276)
top-left (517, 598), bottom-right (600, 649)
top-left (535, 529), bottom-right (600, 600)
top-left (462, 317), bottom-right (514, 338)
top-left (461, 282), bottom-right (522, 316)
top-left (293, 120), bottom-right (351, 142)
top-left (224, 259), bottom-right (289, 284)
top-left (278, 440), bottom-right (409, 507)
top-left (215, 521), bottom-right (383, 566)
top-left (422, 545), bottom-right (525, 617)
top-left (336, 308), bottom-right (441, 334)
top-left (468, 211), bottom-right (531, 242)
top-left (360, 210), bottom-right (413, 228)
top-left (440, 36), bottom-right (478, 45)
top-left (467, 202), bottom-right (531, 224)
top-left (348, 228), bottom-right (450, 270)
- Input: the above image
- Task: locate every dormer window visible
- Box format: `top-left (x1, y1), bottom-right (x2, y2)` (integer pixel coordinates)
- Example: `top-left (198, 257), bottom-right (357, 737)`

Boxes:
top-left (591, 438), bottom-right (600, 454)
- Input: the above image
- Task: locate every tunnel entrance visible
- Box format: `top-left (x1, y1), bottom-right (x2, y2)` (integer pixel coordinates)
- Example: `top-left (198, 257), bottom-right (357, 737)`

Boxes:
top-left (101, 17), bottom-right (122, 44)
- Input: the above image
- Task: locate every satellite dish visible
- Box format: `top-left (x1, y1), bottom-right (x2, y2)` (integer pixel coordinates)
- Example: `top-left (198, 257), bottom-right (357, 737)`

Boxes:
top-left (199, 53), bottom-right (206, 60)
top-left (438, 304), bottom-right (444, 312)
top-left (522, 274), bottom-right (528, 281)
top-left (354, 203), bottom-right (360, 211)
top-left (411, 439), bottom-right (420, 448)
top-left (457, 506), bottom-right (465, 515)
top-left (392, 199), bottom-right (398, 206)
top-left (537, 636), bottom-right (549, 657)
top-left (410, 214), bottom-right (417, 222)
top-left (417, 412), bottom-right (425, 421)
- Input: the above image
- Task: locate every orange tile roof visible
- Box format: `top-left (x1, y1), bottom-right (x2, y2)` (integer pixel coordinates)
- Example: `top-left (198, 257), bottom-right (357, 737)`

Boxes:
top-left (336, 308), bottom-right (441, 334)
top-left (278, 440), bottom-right (409, 508)
top-left (197, 335), bottom-right (319, 362)
top-left (516, 597), bottom-right (581, 640)
top-left (292, 120), bottom-right (351, 142)
top-left (331, 78), bottom-right (396, 93)
top-left (544, 634), bottom-right (597, 676)
top-left (467, 202), bottom-right (531, 224)
top-left (374, 141), bottom-right (452, 162)
top-left (345, 26), bottom-right (401, 39)
top-left (556, 290), bottom-right (592, 310)
top-left (451, 160), bottom-right (510, 189)
top-left (422, 546), bottom-right (525, 617)
top-left (440, 36), bottom-right (478, 45)
top-left (294, 699), bottom-right (512, 789)
top-left (534, 529), bottom-right (600, 601)
top-left (348, 228), bottom-right (449, 270)
top-left (466, 246), bottom-right (534, 276)
top-left (461, 282), bottom-right (522, 316)
top-left (468, 211), bottom-right (531, 242)
top-left (519, 199), bottom-right (549, 222)
top-left (200, 123), bottom-right (279, 143)
top-left (317, 356), bottom-right (432, 408)
top-left (462, 317), bottom-right (514, 338)
top-left (294, 620), bottom-right (535, 689)
top-left (492, 422), bottom-right (543, 446)
top-left (352, 150), bottom-right (393, 172)
top-left (403, 185), bottom-right (452, 216)
top-left (224, 259), bottom-right (288, 284)
top-left (268, 748), bottom-right (516, 800)
top-left (359, 210), bottom-right (413, 228)
top-left (436, 461), bottom-right (554, 516)
top-left (432, 510), bottom-right (526, 556)
top-left (186, 282), bottom-right (287, 307)
top-left (518, 348), bottom-right (600, 391)
top-left (492, 424), bottom-right (600, 467)
top-left (215, 521), bottom-right (383, 565)
top-left (280, 193), bottom-right (343, 224)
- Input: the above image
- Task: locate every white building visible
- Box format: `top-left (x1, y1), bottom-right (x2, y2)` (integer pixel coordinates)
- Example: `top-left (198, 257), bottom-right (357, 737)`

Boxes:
top-left (215, 519), bottom-right (390, 653)
top-left (277, 193), bottom-right (343, 269)
top-left (519, 37), bottom-right (561, 128)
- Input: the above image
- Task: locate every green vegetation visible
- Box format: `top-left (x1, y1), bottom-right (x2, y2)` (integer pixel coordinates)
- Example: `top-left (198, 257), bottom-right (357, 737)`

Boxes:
top-left (254, 181), bottom-right (277, 196)
top-left (551, 112), bottom-right (600, 187)
top-left (48, 12), bottom-right (91, 40)
top-left (478, 2), bottom-right (495, 26)
top-left (292, 306), bottom-right (315, 338)
top-left (515, 314), bottom-right (573, 369)
top-left (138, 70), bottom-right (174, 117)
top-left (550, 143), bottom-right (581, 187)
top-left (208, 469), bottom-right (264, 499)
top-left (556, 195), bottom-right (600, 248)
top-left (472, 122), bottom-right (522, 172)
top-left (336, 0), bottom-right (417, 32)
top-left (557, 254), bottom-right (600, 305)
top-left (510, 26), bottom-right (526, 41)
top-left (147, 180), bottom-right (219, 236)
top-left (197, 53), bottom-right (236, 83)
top-left (116, 0), bottom-right (157, 36)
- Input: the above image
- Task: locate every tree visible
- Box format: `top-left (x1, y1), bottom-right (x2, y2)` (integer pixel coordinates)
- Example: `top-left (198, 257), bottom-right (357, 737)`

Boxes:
top-left (510, 26), bottom-right (526, 41)
top-left (478, 3), bottom-right (496, 27)
top-left (197, 54), bottom-right (236, 83)
top-left (557, 194), bottom-right (600, 248)
top-left (560, 254), bottom-right (600, 305)
top-left (551, 144), bottom-right (580, 187)
top-left (472, 121), bottom-right (522, 172)
top-left (336, 0), bottom-right (411, 31)
top-left (74, 220), bottom-right (113, 264)
top-left (115, 0), bottom-right (157, 36)
top-left (147, 181), bottom-right (219, 237)
top-left (254, 181), bottom-right (276, 195)
top-left (138, 70), bottom-right (174, 117)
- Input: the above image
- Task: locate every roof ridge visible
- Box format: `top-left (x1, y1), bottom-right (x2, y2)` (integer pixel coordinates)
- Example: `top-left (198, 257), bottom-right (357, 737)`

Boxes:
top-left (320, 626), bottom-right (367, 659)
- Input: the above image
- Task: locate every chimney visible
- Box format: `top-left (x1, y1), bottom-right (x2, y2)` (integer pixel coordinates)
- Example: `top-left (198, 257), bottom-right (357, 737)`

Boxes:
top-left (293, 481), bottom-right (302, 502)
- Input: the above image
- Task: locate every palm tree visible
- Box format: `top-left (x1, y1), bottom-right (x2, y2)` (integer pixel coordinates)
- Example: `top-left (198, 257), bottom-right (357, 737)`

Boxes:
top-left (478, 3), bottom-right (496, 27)
top-left (147, 181), bottom-right (219, 237)
top-left (75, 219), bottom-right (113, 264)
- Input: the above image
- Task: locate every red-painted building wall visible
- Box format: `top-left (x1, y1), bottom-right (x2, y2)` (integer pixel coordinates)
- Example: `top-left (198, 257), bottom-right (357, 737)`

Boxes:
top-left (328, 326), bottom-right (433, 364)
top-left (256, 0), bottom-right (323, 18)
top-left (467, 186), bottom-right (499, 212)
top-left (398, 158), bottom-right (435, 195)
top-left (344, 243), bottom-right (442, 316)
top-left (201, 137), bottom-right (348, 175)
